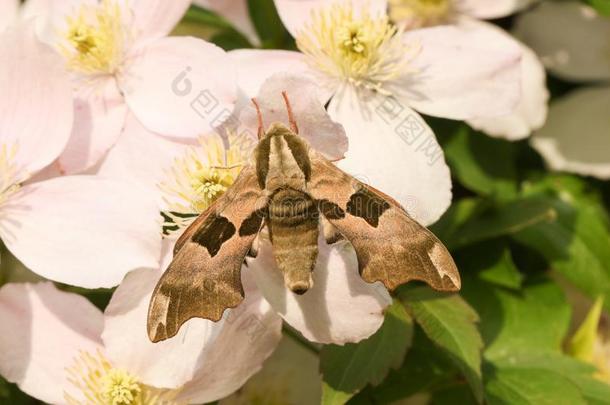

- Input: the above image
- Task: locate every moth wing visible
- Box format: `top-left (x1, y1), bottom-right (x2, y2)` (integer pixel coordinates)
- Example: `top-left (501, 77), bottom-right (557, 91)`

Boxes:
top-left (308, 152), bottom-right (460, 292)
top-left (148, 165), bottom-right (267, 342)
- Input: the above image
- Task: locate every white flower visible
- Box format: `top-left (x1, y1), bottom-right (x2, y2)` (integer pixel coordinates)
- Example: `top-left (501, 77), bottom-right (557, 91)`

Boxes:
top-left (514, 1), bottom-right (610, 179)
top-left (0, 274), bottom-right (282, 404)
top-left (0, 23), bottom-right (161, 288)
top-left (16, 0), bottom-right (238, 174)
top-left (230, 0), bottom-right (523, 224)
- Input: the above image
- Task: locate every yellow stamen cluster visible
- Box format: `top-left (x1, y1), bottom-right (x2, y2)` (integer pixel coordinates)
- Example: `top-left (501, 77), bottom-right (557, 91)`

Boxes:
top-left (0, 143), bottom-right (26, 208)
top-left (160, 132), bottom-right (252, 234)
top-left (61, 0), bottom-right (126, 75)
top-left (64, 351), bottom-right (179, 405)
top-left (297, 3), bottom-right (417, 93)
top-left (389, 0), bottom-right (452, 29)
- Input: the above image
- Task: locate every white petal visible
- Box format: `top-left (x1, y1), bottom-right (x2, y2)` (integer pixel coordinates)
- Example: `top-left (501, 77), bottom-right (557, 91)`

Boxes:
top-left (330, 87), bottom-right (452, 226)
top-left (0, 282), bottom-right (104, 404)
top-left (467, 26), bottom-right (549, 140)
top-left (0, 176), bottom-right (162, 288)
top-left (400, 20), bottom-right (521, 120)
top-left (513, 2), bottom-right (610, 82)
top-left (0, 0), bottom-right (18, 31)
top-left (102, 241), bottom-right (224, 389)
top-left (0, 23), bottom-right (73, 175)
top-left (530, 86), bottom-right (610, 179)
top-left (118, 0), bottom-right (190, 39)
top-left (248, 236), bottom-right (391, 345)
top-left (274, 0), bottom-right (388, 38)
top-left (58, 80), bottom-right (128, 174)
top-left (120, 37), bottom-right (237, 138)
top-left (194, 0), bottom-right (260, 45)
top-left (175, 270), bottom-right (283, 403)
top-left (237, 72), bottom-right (348, 161)
top-left (456, 0), bottom-right (536, 19)
top-left (228, 49), bottom-right (321, 99)
top-left (96, 114), bottom-right (193, 209)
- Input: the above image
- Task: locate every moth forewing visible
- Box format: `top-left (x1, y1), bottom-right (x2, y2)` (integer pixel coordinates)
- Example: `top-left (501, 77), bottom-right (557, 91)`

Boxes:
top-left (306, 150), bottom-right (461, 292)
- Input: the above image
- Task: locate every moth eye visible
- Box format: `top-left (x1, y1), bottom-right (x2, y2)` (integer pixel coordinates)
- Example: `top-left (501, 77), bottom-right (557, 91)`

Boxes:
top-left (192, 215), bottom-right (236, 257)
top-left (346, 188), bottom-right (391, 227)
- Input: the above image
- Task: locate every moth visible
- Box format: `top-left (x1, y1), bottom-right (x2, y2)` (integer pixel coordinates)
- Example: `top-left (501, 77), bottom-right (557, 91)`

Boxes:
top-left (147, 92), bottom-right (460, 343)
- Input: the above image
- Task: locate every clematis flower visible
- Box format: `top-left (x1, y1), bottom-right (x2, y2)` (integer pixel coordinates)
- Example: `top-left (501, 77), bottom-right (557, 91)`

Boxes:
top-left (20, 0), bottom-right (237, 174)
top-left (0, 271), bottom-right (282, 404)
top-left (386, 0), bottom-right (549, 140)
top-left (231, 0), bottom-right (522, 225)
top-left (514, 1), bottom-right (610, 179)
top-left (98, 74), bottom-right (392, 344)
top-left (0, 23), bottom-right (161, 288)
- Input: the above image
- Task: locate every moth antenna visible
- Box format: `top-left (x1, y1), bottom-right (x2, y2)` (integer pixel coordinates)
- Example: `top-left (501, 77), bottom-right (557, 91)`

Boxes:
top-left (251, 98), bottom-right (264, 140)
top-left (281, 91), bottom-right (298, 134)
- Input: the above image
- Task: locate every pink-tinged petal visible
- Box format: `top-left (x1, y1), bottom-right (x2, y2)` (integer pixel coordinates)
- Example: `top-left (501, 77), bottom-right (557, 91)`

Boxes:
top-left (400, 20), bottom-right (521, 120)
top-left (456, 0), bottom-right (536, 19)
top-left (467, 26), bottom-right (549, 140)
top-left (102, 241), bottom-right (224, 389)
top-left (0, 176), bottom-right (162, 288)
top-left (118, 0), bottom-right (190, 39)
top-left (120, 37), bottom-right (237, 138)
top-left (0, 23), bottom-right (73, 175)
top-left (531, 86), bottom-right (610, 180)
top-left (176, 270), bottom-right (283, 403)
top-left (330, 87), bottom-right (452, 226)
top-left (0, 0), bottom-right (18, 31)
top-left (238, 72), bottom-right (348, 160)
top-left (21, 0), bottom-right (96, 46)
top-left (0, 282), bottom-right (104, 404)
top-left (194, 0), bottom-right (260, 45)
top-left (274, 0), bottom-right (388, 38)
top-left (97, 114), bottom-right (193, 209)
top-left (58, 80), bottom-right (128, 174)
top-left (248, 236), bottom-right (390, 345)
top-left (228, 49), bottom-right (326, 99)
top-left (513, 2), bottom-right (610, 82)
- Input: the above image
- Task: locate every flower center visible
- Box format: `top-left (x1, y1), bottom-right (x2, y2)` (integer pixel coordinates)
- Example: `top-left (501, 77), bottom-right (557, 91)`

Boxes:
top-left (102, 369), bottom-right (141, 405)
top-left (61, 0), bottom-right (127, 75)
top-left (64, 351), bottom-right (179, 405)
top-left (297, 3), bottom-right (417, 93)
top-left (160, 132), bottom-right (252, 236)
top-left (388, 0), bottom-right (452, 28)
top-left (0, 143), bottom-right (27, 208)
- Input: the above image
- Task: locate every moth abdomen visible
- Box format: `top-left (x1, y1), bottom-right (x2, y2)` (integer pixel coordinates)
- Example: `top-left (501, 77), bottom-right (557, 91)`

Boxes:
top-left (268, 188), bottom-right (319, 295)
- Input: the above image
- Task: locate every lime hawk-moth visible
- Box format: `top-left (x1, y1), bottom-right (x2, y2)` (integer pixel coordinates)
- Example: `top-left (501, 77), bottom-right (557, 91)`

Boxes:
top-left (147, 92), bottom-right (461, 343)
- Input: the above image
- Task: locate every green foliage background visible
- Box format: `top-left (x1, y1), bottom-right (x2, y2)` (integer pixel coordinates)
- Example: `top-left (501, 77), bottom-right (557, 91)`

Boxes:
top-left (3, 0), bottom-right (610, 403)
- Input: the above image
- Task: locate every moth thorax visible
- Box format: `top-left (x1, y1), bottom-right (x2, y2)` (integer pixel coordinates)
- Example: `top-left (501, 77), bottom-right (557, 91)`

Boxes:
top-left (268, 188), bottom-right (319, 295)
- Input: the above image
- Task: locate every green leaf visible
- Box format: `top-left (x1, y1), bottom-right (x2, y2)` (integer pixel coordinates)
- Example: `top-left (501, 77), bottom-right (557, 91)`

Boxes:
top-left (247, 0), bottom-right (292, 48)
top-left (401, 287), bottom-right (484, 403)
top-left (587, 0), bottom-right (610, 15)
top-left (320, 301), bottom-right (413, 404)
top-left (209, 30), bottom-right (253, 50)
top-left (485, 366), bottom-right (586, 405)
top-left (487, 352), bottom-right (610, 405)
top-left (443, 125), bottom-right (518, 199)
top-left (458, 240), bottom-right (523, 290)
top-left (354, 327), bottom-right (459, 403)
top-left (462, 277), bottom-right (570, 357)
top-left (512, 198), bottom-right (610, 313)
top-left (440, 197), bottom-right (557, 250)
